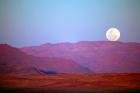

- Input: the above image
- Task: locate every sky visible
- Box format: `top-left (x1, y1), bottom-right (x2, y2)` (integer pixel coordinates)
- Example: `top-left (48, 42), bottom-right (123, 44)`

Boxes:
top-left (0, 0), bottom-right (140, 47)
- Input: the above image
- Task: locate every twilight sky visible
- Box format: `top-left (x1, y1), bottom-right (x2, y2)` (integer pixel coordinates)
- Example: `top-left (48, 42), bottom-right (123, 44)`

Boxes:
top-left (0, 0), bottom-right (140, 47)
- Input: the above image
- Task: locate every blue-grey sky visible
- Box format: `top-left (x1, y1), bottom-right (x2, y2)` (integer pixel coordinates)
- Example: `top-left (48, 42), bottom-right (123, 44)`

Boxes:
top-left (0, 0), bottom-right (140, 47)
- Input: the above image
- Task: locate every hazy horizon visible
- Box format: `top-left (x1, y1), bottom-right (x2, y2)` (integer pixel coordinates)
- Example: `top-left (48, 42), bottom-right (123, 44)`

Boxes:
top-left (0, 40), bottom-right (140, 48)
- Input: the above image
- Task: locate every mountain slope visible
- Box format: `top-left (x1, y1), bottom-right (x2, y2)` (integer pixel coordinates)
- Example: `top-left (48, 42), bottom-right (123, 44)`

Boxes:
top-left (0, 44), bottom-right (37, 75)
top-left (0, 44), bottom-right (90, 75)
top-left (21, 41), bottom-right (140, 73)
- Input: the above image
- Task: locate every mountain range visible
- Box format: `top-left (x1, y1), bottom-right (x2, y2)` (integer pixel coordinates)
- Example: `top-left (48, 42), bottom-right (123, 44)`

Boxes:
top-left (0, 44), bottom-right (89, 75)
top-left (0, 41), bottom-right (140, 75)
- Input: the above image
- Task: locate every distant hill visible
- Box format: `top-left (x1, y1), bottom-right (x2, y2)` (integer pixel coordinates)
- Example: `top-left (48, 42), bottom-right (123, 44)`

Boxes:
top-left (0, 44), bottom-right (89, 75)
top-left (21, 41), bottom-right (140, 73)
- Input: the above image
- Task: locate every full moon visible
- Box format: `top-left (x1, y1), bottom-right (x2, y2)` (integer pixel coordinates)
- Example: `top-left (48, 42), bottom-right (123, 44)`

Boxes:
top-left (106, 27), bottom-right (120, 41)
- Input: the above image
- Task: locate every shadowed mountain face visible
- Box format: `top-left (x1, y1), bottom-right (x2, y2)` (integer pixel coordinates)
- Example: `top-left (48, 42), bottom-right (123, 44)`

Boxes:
top-left (0, 44), bottom-right (37, 75)
top-left (0, 44), bottom-right (89, 75)
top-left (21, 41), bottom-right (140, 73)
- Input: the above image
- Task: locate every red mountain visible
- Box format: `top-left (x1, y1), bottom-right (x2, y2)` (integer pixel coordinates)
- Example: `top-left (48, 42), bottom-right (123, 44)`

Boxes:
top-left (0, 44), bottom-right (37, 75)
top-left (21, 41), bottom-right (140, 73)
top-left (0, 44), bottom-right (89, 75)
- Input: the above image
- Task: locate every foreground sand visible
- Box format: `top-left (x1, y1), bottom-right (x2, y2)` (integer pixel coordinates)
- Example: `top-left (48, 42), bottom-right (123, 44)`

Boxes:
top-left (0, 73), bottom-right (140, 93)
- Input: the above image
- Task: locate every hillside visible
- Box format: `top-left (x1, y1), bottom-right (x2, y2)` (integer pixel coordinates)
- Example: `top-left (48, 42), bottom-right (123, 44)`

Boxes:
top-left (0, 44), bottom-right (89, 75)
top-left (21, 41), bottom-right (140, 73)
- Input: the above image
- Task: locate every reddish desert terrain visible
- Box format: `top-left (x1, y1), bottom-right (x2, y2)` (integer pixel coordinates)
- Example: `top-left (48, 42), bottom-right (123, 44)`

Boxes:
top-left (0, 73), bottom-right (140, 93)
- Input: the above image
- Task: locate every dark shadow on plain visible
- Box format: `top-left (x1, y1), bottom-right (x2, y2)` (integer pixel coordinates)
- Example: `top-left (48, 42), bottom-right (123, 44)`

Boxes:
top-left (0, 88), bottom-right (140, 93)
